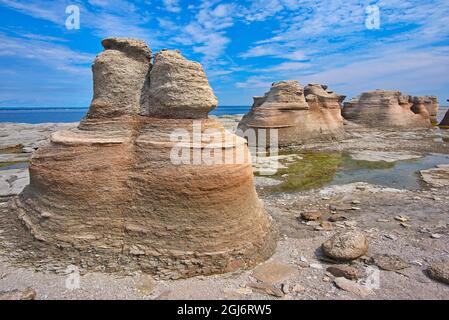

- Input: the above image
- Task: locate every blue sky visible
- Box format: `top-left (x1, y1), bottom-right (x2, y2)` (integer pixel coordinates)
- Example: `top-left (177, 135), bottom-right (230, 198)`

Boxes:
top-left (0, 0), bottom-right (448, 108)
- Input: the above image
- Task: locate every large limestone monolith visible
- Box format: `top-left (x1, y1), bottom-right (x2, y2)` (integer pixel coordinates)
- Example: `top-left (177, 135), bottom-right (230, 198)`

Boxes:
top-left (14, 39), bottom-right (276, 279)
top-left (237, 81), bottom-right (345, 146)
top-left (342, 90), bottom-right (432, 129)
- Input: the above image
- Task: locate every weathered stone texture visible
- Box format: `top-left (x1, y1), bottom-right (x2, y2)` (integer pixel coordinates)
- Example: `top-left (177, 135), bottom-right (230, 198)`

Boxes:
top-left (15, 38), bottom-right (276, 279)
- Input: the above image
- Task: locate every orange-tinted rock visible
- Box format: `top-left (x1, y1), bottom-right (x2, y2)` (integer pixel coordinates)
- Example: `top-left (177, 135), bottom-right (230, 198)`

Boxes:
top-left (14, 38), bottom-right (276, 279)
top-left (342, 90), bottom-right (432, 129)
top-left (415, 96), bottom-right (439, 124)
top-left (237, 81), bottom-right (345, 146)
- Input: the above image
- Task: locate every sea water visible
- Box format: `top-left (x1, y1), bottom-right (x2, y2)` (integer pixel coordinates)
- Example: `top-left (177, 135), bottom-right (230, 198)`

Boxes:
top-left (0, 106), bottom-right (251, 124)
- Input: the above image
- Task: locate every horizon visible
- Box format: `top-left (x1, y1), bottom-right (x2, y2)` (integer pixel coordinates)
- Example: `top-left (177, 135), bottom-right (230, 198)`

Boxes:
top-left (0, 0), bottom-right (449, 109)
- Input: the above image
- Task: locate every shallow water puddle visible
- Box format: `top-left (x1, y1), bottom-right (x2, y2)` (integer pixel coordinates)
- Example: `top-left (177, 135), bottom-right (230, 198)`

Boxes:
top-left (0, 161), bottom-right (29, 171)
top-left (332, 153), bottom-right (449, 190)
top-left (262, 152), bottom-right (449, 192)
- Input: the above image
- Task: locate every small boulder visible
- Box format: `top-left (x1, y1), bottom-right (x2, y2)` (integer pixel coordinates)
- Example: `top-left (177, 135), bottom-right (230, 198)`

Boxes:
top-left (326, 265), bottom-right (362, 280)
top-left (322, 231), bottom-right (368, 261)
top-left (426, 262), bottom-right (449, 285)
top-left (373, 254), bottom-right (410, 271)
top-left (300, 211), bottom-right (322, 221)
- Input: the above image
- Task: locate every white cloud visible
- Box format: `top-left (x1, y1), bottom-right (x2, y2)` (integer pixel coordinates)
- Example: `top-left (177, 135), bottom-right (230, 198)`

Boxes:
top-left (236, 76), bottom-right (273, 89)
top-left (0, 0), bottom-right (161, 46)
top-left (0, 32), bottom-right (93, 74)
top-left (163, 0), bottom-right (181, 13)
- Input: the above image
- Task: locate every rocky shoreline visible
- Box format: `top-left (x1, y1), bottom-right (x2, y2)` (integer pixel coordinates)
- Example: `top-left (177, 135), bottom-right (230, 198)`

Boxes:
top-left (1, 114), bottom-right (449, 299)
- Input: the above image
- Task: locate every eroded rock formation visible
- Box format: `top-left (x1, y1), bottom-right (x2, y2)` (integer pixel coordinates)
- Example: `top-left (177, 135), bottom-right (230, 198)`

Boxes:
top-left (237, 81), bottom-right (345, 146)
top-left (342, 90), bottom-right (432, 129)
top-left (13, 38), bottom-right (276, 279)
top-left (440, 104), bottom-right (449, 127)
top-left (415, 96), bottom-right (439, 124)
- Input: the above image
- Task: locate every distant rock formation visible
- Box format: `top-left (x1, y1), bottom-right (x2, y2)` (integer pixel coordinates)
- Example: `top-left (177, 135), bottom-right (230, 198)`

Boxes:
top-left (237, 81), bottom-right (345, 146)
top-left (14, 38), bottom-right (276, 279)
top-left (423, 96), bottom-right (439, 124)
top-left (342, 90), bottom-right (432, 129)
top-left (440, 104), bottom-right (449, 127)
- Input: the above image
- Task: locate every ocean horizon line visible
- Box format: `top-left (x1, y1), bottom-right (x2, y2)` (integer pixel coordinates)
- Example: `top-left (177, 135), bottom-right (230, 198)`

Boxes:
top-left (0, 106), bottom-right (251, 111)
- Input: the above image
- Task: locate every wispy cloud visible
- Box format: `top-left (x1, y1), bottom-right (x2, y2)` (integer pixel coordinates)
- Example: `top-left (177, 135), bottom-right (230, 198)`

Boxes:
top-left (0, 32), bottom-right (93, 74)
top-left (0, 0), bottom-right (448, 107)
top-left (162, 0), bottom-right (181, 13)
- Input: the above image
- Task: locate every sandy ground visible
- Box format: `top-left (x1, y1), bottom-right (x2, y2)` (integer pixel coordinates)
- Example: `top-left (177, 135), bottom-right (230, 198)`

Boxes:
top-left (0, 116), bottom-right (448, 300)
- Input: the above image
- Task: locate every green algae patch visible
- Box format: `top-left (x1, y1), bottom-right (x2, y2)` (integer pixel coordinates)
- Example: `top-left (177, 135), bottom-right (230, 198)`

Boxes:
top-left (262, 151), bottom-right (399, 193)
top-left (342, 158), bottom-right (395, 170)
top-left (269, 152), bottom-right (344, 192)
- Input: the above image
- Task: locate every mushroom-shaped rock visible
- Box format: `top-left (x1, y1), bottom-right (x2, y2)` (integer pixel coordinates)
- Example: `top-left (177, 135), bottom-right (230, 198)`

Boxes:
top-left (322, 231), bottom-right (368, 261)
top-left (411, 96), bottom-right (430, 120)
top-left (416, 96), bottom-right (439, 124)
top-left (237, 81), bottom-right (345, 146)
top-left (141, 50), bottom-right (218, 119)
top-left (14, 39), bottom-right (276, 279)
top-left (342, 90), bottom-right (432, 129)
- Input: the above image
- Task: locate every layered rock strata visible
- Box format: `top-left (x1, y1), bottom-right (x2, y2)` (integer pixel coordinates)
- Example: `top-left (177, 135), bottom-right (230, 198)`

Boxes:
top-left (237, 81), bottom-right (345, 146)
top-left (416, 96), bottom-right (439, 124)
top-left (342, 90), bottom-right (432, 129)
top-left (14, 38), bottom-right (276, 279)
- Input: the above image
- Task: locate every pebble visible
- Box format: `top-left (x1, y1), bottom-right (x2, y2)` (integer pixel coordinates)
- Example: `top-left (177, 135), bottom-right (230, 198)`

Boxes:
top-left (344, 221), bottom-right (358, 227)
top-left (301, 211), bottom-right (322, 221)
top-left (326, 265), bottom-right (362, 280)
top-left (292, 284), bottom-right (305, 293)
top-left (431, 234), bottom-right (442, 239)
top-left (235, 287), bottom-right (252, 295)
top-left (329, 214), bottom-right (347, 222)
top-left (310, 263), bottom-right (323, 270)
top-left (247, 282), bottom-right (284, 298)
top-left (383, 234), bottom-right (398, 241)
top-left (394, 215), bottom-right (409, 222)
top-left (334, 278), bottom-right (373, 297)
top-left (314, 221), bottom-right (333, 231)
